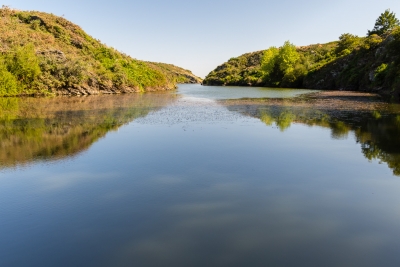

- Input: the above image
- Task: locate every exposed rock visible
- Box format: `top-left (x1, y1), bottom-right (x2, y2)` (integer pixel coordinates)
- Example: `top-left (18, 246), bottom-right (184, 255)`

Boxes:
top-left (369, 71), bottom-right (375, 82)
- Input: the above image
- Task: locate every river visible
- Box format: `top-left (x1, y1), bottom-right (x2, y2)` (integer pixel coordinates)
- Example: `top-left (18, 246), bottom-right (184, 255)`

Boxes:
top-left (1, 84), bottom-right (400, 266)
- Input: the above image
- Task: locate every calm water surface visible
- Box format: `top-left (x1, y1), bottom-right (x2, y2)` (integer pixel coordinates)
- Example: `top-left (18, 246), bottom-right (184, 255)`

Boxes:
top-left (179, 84), bottom-right (317, 99)
top-left (1, 85), bottom-right (400, 267)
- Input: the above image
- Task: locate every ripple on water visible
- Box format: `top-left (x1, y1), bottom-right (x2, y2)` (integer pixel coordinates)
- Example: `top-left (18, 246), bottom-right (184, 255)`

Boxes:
top-left (135, 96), bottom-right (253, 125)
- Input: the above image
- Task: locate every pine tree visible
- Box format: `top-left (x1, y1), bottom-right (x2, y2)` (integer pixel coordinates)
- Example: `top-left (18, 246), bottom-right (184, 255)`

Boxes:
top-left (368, 9), bottom-right (400, 36)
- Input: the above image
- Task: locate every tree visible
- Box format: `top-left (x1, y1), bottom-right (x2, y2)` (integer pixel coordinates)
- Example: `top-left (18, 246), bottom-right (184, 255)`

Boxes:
top-left (336, 33), bottom-right (361, 55)
top-left (276, 41), bottom-right (299, 74)
top-left (261, 47), bottom-right (279, 76)
top-left (260, 41), bottom-right (300, 86)
top-left (368, 9), bottom-right (400, 36)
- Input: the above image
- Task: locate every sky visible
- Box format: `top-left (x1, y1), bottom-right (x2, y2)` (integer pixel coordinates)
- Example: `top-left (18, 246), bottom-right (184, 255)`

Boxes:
top-left (3, 0), bottom-right (400, 77)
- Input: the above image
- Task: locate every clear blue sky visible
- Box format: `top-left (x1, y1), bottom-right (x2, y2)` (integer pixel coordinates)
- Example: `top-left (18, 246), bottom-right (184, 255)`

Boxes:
top-left (3, 0), bottom-right (400, 77)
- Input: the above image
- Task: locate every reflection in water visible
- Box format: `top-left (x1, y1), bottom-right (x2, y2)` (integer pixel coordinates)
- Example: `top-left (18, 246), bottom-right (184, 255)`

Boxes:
top-left (228, 105), bottom-right (400, 176)
top-left (178, 84), bottom-right (318, 100)
top-left (0, 93), bottom-right (176, 168)
top-left (2, 86), bottom-right (400, 267)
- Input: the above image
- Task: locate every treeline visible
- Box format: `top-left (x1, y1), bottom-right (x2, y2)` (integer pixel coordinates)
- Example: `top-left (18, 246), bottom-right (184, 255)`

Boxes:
top-left (203, 9), bottom-right (400, 100)
top-left (0, 7), bottom-right (201, 96)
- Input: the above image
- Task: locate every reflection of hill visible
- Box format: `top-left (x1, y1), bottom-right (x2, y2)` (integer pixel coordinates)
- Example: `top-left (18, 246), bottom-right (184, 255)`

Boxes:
top-left (0, 93), bottom-right (176, 168)
top-left (225, 100), bottom-right (400, 176)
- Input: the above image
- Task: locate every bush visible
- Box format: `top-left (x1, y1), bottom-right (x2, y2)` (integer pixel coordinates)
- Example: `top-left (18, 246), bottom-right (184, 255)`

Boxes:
top-left (0, 68), bottom-right (19, 96)
top-left (336, 33), bottom-right (361, 55)
top-left (5, 43), bottom-right (41, 87)
top-left (362, 34), bottom-right (383, 49)
top-left (282, 64), bottom-right (307, 87)
top-left (374, 63), bottom-right (388, 84)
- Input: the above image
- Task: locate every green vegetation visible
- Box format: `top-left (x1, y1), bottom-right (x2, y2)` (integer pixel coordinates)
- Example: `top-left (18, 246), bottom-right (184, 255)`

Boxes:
top-left (260, 47), bottom-right (278, 76)
top-left (0, 6), bottom-right (201, 96)
top-left (336, 33), bottom-right (362, 55)
top-left (146, 62), bottom-right (203, 84)
top-left (262, 41), bottom-right (304, 87)
top-left (368, 9), bottom-right (400, 36)
top-left (203, 9), bottom-right (400, 100)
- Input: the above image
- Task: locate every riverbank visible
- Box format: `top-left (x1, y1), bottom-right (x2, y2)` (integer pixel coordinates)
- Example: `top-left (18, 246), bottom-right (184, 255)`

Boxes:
top-left (203, 24), bottom-right (400, 101)
top-left (220, 90), bottom-right (393, 113)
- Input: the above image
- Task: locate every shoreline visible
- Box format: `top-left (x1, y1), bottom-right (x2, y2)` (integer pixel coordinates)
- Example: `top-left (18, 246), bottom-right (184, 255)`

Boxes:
top-left (219, 90), bottom-right (393, 112)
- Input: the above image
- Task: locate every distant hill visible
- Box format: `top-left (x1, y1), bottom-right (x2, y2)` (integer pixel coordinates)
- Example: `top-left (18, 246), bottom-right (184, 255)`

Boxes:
top-left (203, 27), bottom-right (400, 101)
top-left (0, 7), bottom-right (201, 96)
top-left (146, 62), bottom-right (203, 84)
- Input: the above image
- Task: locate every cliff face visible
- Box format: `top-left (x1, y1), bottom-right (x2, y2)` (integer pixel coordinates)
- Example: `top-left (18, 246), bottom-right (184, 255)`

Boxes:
top-left (0, 7), bottom-right (201, 96)
top-left (203, 29), bottom-right (400, 101)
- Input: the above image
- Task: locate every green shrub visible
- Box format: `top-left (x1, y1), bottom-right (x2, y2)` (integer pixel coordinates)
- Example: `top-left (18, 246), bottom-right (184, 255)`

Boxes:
top-left (374, 63), bottom-right (388, 83)
top-left (336, 33), bottom-right (361, 55)
top-left (5, 43), bottom-right (41, 87)
top-left (30, 19), bottom-right (41, 30)
top-left (0, 67), bottom-right (19, 96)
top-left (16, 12), bottom-right (31, 23)
top-left (341, 49), bottom-right (352, 56)
top-left (363, 34), bottom-right (383, 49)
top-left (282, 64), bottom-right (307, 87)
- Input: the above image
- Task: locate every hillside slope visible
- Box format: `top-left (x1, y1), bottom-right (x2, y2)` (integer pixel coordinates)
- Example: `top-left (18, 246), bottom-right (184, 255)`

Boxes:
top-left (203, 30), bottom-right (400, 100)
top-left (146, 62), bottom-right (203, 84)
top-left (0, 7), bottom-right (201, 96)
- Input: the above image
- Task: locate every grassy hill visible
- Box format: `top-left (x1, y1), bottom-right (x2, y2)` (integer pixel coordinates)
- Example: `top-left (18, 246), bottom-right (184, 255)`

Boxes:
top-left (203, 27), bottom-right (400, 101)
top-left (146, 62), bottom-right (203, 84)
top-left (0, 7), bottom-right (201, 96)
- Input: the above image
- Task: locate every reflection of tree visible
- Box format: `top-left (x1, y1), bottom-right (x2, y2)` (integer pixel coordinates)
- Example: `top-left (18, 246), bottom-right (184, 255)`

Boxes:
top-left (276, 111), bottom-right (296, 132)
top-left (356, 116), bottom-right (400, 175)
top-left (330, 121), bottom-right (350, 139)
top-left (0, 93), bottom-right (176, 168)
top-left (260, 109), bottom-right (296, 131)
top-left (237, 106), bottom-right (400, 176)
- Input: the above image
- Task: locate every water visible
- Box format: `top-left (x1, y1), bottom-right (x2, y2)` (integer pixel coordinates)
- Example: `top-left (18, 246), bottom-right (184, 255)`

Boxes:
top-left (179, 84), bottom-right (317, 99)
top-left (1, 85), bottom-right (400, 267)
